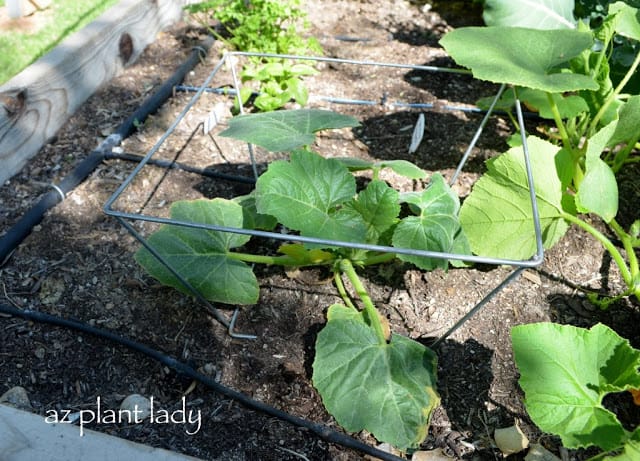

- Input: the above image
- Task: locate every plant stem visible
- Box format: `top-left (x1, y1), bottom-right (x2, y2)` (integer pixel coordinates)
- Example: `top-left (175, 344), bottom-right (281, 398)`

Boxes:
top-left (339, 259), bottom-right (387, 344)
top-left (609, 219), bottom-right (639, 281)
top-left (226, 252), bottom-right (333, 267)
top-left (546, 92), bottom-right (572, 150)
top-left (360, 252), bottom-right (397, 266)
top-left (334, 270), bottom-right (357, 310)
top-left (589, 49), bottom-right (640, 134)
top-left (561, 212), bottom-right (633, 286)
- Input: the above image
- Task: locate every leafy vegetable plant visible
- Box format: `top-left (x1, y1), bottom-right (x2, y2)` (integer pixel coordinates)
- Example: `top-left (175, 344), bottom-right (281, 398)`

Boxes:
top-left (441, 0), bottom-right (640, 304)
top-left (512, 322), bottom-right (640, 459)
top-left (135, 109), bottom-right (471, 450)
top-left (185, 0), bottom-right (322, 111)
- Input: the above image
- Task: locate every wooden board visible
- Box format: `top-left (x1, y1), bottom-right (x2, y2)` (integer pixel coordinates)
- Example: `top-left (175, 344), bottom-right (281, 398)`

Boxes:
top-left (0, 0), bottom-right (186, 186)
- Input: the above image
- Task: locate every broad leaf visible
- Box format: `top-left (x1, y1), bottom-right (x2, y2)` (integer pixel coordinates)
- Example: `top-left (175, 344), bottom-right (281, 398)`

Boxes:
top-left (610, 2), bottom-right (640, 41)
top-left (233, 193), bottom-right (278, 231)
top-left (344, 180), bottom-right (400, 244)
top-left (477, 89), bottom-right (589, 120)
top-left (255, 149), bottom-right (367, 243)
top-left (512, 323), bottom-right (640, 451)
top-left (610, 95), bottom-right (640, 146)
top-left (135, 199), bottom-right (259, 305)
top-left (313, 306), bottom-right (440, 450)
top-left (378, 160), bottom-right (428, 179)
top-left (440, 27), bottom-right (598, 93)
top-left (219, 109), bottom-right (360, 152)
top-left (576, 123), bottom-right (619, 222)
top-left (393, 173), bottom-right (467, 270)
top-left (604, 431), bottom-right (640, 461)
top-left (483, 0), bottom-right (575, 29)
top-left (459, 136), bottom-right (568, 259)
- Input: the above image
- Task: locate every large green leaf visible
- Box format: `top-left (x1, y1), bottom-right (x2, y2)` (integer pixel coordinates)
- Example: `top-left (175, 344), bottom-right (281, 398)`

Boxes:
top-left (512, 323), bottom-right (640, 451)
top-left (218, 109), bottom-right (360, 152)
top-left (483, 0), bottom-right (576, 29)
top-left (343, 180), bottom-right (400, 244)
top-left (313, 305), bottom-right (439, 450)
top-left (440, 27), bottom-right (598, 93)
top-left (576, 123), bottom-right (619, 223)
top-left (255, 149), bottom-right (367, 243)
top-left (459, 136), bottom-right (569, 259)
top-left (135, 199), bottom-right (259, 305)
top-left (604, 431), bottom-right (640, 461)
top-left (610, 1), bottom-right (640, 41)
top-left (393, 173), bottom-right (467, 270)
top-left (610, 95), bottom-right (640, 146)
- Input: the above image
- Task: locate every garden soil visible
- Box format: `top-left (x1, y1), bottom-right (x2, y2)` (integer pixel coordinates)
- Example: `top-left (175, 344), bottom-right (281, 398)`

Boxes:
top-left (1, 1), bottom-right (639, 460)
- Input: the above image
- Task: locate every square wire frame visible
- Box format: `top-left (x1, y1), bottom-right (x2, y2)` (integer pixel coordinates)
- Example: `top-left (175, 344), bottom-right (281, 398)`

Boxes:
top-left (103, 52), bottom-right (544, 343)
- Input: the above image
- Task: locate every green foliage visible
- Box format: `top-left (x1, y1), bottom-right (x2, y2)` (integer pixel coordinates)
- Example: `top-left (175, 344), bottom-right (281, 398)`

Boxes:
top-left (440, 27), bottom-right (598, 93)
top-left (313, 304), bottom-right (439, 450)
top-left (219, 109), bottom-right (360, 151)
top-left (482, 0), bottom-right (576, 29)
top-left (185, 0), bottom-right (322, 111)
top-left (442, 0), bottom-right (640, 303)
top-left (512, 322), bottom-right (640, 454)
top-left (135, 199), bottom-right (259, 305)
top-left (459, 136), bottom-right (568, 259)
top-left (136, 109), bottom-right (470, 450)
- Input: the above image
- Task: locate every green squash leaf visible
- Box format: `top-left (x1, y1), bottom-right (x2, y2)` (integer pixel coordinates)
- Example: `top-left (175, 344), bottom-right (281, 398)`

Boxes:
top-left (135, 199), bottom-right (259, 305)
top-left (483, 0), bottom-right (576, 29)
top-left (255, 149), bottom-right (367, 243)
top-left (344, 180), bottom-right (400, 244)
top-left (233, 192), bottom-right (278, 231)
top-left (512, 323), bottom-right (640, 451)
top-left (313, 309), bottom-right (440, 450)
top-left (378, 160), bottom-right (428, 179)
top-left (610, 95), bottom-right (640, 146)
top-left (440, 27), bottom-right (598, 93)
top-left (604, 431), bottom-right (640, 461)
top-left (219, 109), bottom-right (360, 152)
top-left (459, 136), bottom-right (568, 259)
top-left (610, 1), bottom-right (640, 41)
top-left (576, 123), bottom-right (619, 222)
top-left (393, 173), bottom-right (467, 270)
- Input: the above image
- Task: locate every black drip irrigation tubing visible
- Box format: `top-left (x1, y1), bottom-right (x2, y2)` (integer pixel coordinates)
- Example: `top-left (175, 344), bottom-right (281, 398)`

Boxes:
top-left (0, 36), bottom-right (410, 460)
top-left (0, 36), bottom-right (214, 266)
top-left (0, 302), bottom-right (408, 461)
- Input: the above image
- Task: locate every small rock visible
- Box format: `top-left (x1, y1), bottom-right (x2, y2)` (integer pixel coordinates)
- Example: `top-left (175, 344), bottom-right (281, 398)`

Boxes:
top-left (34, 347), bottom-right (46, 359)
top-left (494, 423), bottom-right (529, 456)
top-left (119, 394), bottom-right (151, 423)
top-left (525, 443), bottom-right (562, 461)
top-left (411, 448), bottom-right (451, 460)
top-left (0, 386), bottom-right (32, 410)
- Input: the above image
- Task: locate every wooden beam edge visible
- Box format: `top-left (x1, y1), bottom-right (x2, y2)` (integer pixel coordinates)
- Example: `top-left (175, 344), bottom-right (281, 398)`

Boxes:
top-left (0, 0), bottom-right (189, 186)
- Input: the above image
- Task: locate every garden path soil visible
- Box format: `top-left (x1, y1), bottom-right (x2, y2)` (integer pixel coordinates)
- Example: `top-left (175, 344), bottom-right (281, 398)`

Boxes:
top-left (1, 1), bottom-right (639, 460)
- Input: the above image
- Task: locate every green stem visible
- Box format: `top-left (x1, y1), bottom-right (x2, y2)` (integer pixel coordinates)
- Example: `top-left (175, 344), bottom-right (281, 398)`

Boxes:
top-left (359, 252), bottom-right (397, 266)
top-left (227, 252), bottom-right (333, 267)
top-left (609, 219), bottom-right (639, 281)
top-left (589, 50), bottom-right (640, 134)
top-left (611, 131), bottom-right (640, 173)
top-left (546, 92), bottom-right (572, 150)
top-left (561, 212), bottom-right (633, 286)
top-left (339, 259), bottom-right (387, 344)
top-left (334, 270), bottom-right (357, 310)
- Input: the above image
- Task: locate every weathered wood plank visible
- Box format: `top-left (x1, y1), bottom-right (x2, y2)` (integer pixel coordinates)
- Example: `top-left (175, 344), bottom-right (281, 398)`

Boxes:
top-left (0, 0), bottom-right (185, 186)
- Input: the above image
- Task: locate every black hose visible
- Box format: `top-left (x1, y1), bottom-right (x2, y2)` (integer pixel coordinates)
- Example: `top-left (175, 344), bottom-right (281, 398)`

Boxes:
top-left (0, 36), bottom-right (214, 265)
top-left (0, 302), bottom-right (407, 461)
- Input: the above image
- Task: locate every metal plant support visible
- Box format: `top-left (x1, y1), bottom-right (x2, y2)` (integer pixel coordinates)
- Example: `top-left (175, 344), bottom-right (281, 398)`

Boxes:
top-left (104, 52), bottom-right (544, 343)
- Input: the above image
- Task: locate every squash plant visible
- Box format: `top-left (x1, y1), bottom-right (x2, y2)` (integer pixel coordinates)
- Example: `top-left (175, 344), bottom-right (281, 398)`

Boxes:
top-left (134, 109), bottom-right (472, 450)
top-left (441, 0), bottom-right (640, 305)
top-left (512, 322), bottom-right (640, 459)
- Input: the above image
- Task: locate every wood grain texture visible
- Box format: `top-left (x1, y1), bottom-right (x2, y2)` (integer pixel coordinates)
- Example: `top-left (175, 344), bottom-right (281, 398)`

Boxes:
top-left (0, 0), bottom-right (185, 185)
